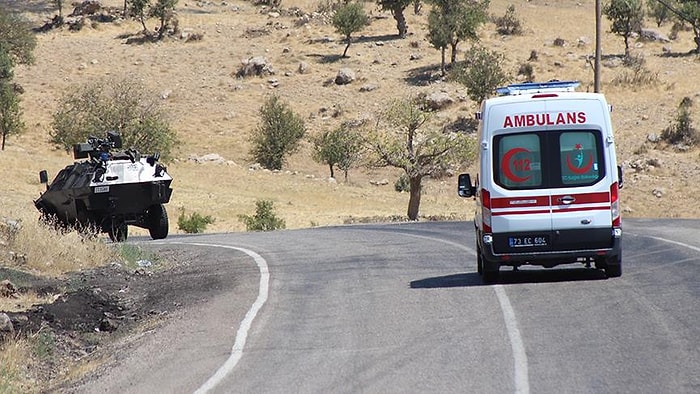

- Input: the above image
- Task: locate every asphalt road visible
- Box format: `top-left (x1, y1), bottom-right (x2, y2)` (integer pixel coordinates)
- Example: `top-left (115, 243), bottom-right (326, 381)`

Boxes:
top-left (78, 219), bottom-right (700, 394)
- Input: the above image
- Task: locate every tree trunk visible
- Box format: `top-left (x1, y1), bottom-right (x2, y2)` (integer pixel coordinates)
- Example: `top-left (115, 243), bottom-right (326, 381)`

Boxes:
top-left (440, 47), bottom-right (446, 76)
top-left (328, 163), bottom-right (335, 179)
top-left (450, 41), bottom-right (458, 64)
top-left (342, 38), bottom-right (351, 57)
top-left (1, 132), bottom-right (5, 150)
top-left (407, 175), bottom-right (422, 220)
top-left (391, 7), bottom-right (408, 38)
top-left (695, 35), bottom-right (700, 54)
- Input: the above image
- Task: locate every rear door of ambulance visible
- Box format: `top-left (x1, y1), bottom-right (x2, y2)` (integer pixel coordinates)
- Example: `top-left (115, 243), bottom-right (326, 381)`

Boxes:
top-left (485, 96), bottom-right (614, 256)
top-left (546, 97), bottom-right (615, 252)
top-left (485, 98), bottom-right (553, 255)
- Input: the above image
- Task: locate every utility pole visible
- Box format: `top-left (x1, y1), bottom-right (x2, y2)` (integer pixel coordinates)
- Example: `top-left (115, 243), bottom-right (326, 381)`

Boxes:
top-left (595, 0), bottom-right (601, 93)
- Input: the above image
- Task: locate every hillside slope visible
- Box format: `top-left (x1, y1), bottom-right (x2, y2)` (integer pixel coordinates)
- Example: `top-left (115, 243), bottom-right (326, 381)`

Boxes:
top-left (2, 0), bottom-right (700, 232)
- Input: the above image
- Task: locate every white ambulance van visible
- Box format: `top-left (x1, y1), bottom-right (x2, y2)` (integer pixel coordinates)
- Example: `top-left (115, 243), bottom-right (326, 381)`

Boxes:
top-left (457, 81), bottom-right (623, 282)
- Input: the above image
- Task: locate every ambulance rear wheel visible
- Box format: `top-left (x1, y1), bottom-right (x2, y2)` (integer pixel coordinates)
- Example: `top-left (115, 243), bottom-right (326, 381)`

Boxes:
top-left (482, 267), bottom-right (500, 283)
top-left (148, 204), bottom-right (169, 240)
top-left (605, 255), bottom-right (622, 278)
top-left (476, 245), bottom-right (484, 275)
top-left (596, 255), bottom-right (622, 278)
top-left (482, 261), bottom-right (500, 284)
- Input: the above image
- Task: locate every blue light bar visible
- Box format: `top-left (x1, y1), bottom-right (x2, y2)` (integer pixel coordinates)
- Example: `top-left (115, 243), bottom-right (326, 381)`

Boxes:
top-left (496, 80), bottom-right (580, 96)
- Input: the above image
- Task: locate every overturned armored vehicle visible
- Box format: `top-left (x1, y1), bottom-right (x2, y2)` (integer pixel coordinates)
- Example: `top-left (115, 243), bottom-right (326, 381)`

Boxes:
top-left (34, 131), bottom-right (173, 242)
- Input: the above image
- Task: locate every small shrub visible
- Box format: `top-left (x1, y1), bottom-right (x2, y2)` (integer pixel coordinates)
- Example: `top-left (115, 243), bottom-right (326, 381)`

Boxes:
top-left (517, 63), bottom-right (534, 82)
top-left (611, 63), bottom-right (658, 86)
top-left (32, 330), bottom-right (55, 360)
top-left (394, 174), bottom-right (410, 192)
top-left (662, 97), bottom-right (698, 147)
top-left (116, 244), bottom-right (160, 269)
top-left (177, 209), bottom-right (215, 233)
top-left (238, 200), bottom-right (286, 232)
top-left (494, 5), bottom-right (522, 35)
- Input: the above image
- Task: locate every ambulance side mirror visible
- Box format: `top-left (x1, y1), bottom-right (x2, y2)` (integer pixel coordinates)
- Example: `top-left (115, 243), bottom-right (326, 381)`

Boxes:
top-left (617, 165), bottom-right (624, 189)
top-left (458, 173), bottom-right (476, 198)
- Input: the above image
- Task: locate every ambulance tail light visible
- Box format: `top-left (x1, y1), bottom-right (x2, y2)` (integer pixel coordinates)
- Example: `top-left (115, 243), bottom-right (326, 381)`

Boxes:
top-left (481, 188), bottom-right (492, 233)
top-left (611, 182), bottom-right (621, 229)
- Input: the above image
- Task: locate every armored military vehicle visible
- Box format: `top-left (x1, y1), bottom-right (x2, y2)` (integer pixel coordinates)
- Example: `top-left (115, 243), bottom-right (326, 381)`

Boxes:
top-left (34, 131), bottom-right (173, 242)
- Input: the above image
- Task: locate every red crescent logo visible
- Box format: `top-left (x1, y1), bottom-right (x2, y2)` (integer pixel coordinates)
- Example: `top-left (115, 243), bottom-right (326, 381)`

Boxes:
top-left (501, 147), bottom-right (532, 183)
top-left (566, 153), bottom-right (594, 174)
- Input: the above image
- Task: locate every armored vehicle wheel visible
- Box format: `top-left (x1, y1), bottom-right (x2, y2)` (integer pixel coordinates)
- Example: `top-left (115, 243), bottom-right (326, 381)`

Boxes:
top-left (108, 221), bottom-right (128, 242)
top-left (148, 204), bottom-right (169, 240)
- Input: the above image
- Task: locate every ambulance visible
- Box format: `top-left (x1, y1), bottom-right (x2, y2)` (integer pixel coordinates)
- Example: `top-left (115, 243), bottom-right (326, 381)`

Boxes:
top-left (457, 81), bottom-right (623, 282)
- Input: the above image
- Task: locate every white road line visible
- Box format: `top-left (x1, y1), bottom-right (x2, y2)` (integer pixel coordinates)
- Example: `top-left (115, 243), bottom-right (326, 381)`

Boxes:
top-left (494, 285), bottom-right (530, 394)
top-left (399, 233), bottom-right (530, 394)
top-left (643, 235), bottom-right (700, 253)
top-left (162, 242), bottom-right (269, 394)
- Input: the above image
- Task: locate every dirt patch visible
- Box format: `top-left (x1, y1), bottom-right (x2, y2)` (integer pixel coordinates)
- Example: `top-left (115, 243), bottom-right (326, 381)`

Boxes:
top-left (0, 246), bottom-right (229, 390)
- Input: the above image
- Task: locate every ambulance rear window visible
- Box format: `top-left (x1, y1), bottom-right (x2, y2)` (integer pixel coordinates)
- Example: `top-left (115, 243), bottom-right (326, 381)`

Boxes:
top-left (495, 133), bottom-right (543, 188)
top-left (494, 130), bottom-right (605, 190)
top-left (559, 131), bottom-right (602, 186)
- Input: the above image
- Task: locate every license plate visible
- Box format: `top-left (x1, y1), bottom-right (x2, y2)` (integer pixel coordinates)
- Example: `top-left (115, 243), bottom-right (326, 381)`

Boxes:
top-left (94, 186), bottom-right (110, 193)
top-left (509, 235), bottom-right (549, 248)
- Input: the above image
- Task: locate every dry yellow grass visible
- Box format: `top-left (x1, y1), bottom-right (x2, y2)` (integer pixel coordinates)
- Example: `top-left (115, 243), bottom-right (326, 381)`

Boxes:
top-left (0, 337), bottom-right (36, 392)
top-left (1, 0), bottom-right (699, 240)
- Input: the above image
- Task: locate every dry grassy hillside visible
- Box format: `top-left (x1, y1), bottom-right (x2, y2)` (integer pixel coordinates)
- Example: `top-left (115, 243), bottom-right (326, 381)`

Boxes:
top-left (2, 0), bottom-right (700, 235)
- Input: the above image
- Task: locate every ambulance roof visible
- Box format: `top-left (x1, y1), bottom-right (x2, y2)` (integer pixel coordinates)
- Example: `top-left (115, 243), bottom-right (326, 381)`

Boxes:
top-left (496, 80), bottom-right (581, 96)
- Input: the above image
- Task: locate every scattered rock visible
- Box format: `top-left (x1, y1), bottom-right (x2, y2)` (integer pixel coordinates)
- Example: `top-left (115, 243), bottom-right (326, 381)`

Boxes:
top-left (553, 38), bottom-right (566, 47)
top-left (639, 28), bottom-right (671, 43)
top-left (652, 188), bottom-right (664, 198)
top-left (298, 61), bottom-right (309, 74)
top-left (335, 68), bottom-right (356, 85)
top-left (0, 313), bottom-right (14, 338)
top-left (423, 92), bottom-right (454, 110)
top-left (359, 84), bottom-right (378, 92)
top-left (370, 179), bottom-right (389, 186)
top-left (236, 56), bottom-right (275, 78)
top-left (0, 280), bottom-right (17, 298)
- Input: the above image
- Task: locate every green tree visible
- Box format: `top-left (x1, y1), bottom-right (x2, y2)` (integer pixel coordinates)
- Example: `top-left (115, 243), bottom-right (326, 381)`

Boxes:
top-left (129, 0), bottom-right (151, 32)
top-left (150, 0), bottom-right (178, 39)
top-left (0, 62), bottom-right (23, 150)
top-left (238, 200), bottom-right (286, 231)
top-left (427, 0), bottom-right (489, 75)
top-left (251, 95), bottom-right (306, 170)
top-left (648, 0), bottom-right (674, 26)
top-left (676, 0), bottom-right (700, 53)
top-left (452, 45), bottom-right (509, 103)
top-left (377, 0), bottom-right (412, 38)
top-left (603, 0), bottom-right (645, 57)
top-left (365, 98), bottom-right (477, 220)
top-left (50, 77), bottom-right (177, 160)
top-left (332, 2), bottom-right (370, 57)
top-left (312, 122), bottom-right (365, 180)
top-left (0, 8), bottom-right (37, 67)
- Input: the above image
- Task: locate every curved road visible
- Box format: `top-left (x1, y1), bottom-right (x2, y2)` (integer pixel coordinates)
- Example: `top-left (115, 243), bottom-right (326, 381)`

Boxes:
top-left (79, 219), bottom-right (700, 394)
